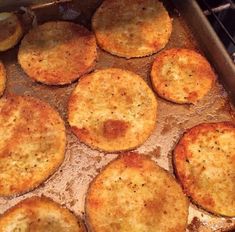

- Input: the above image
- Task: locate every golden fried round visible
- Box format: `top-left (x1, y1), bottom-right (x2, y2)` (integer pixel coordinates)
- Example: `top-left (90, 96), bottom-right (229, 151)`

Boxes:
top-left (86, 153), bottom-right (189, 232)
top-left (0, 12), bottom-right (23, 52)
top-left (68, 68), bottom-right (157, 152)
top-left (0, 95), bottom-right (66, 196)
top-left (0, 196), bottom-right (85, 232)
top-left (151, 48), bottom-right (216, 104)
top-left (0, 61), bottom-right (6, 96)
top-left (174, 122), bottom-right (235, 217)
top-left (92, 0), bottom-right (172, 58)
top-left (18, 21), bottom-right (97, 85)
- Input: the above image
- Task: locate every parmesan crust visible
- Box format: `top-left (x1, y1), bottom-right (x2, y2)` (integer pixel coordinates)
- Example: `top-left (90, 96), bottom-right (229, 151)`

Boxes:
top-left (0, 12), bottom-right (23, 52)
top-left (0, 95), bottom-right (66, 196)
top-left (18, 21), bottom-right (97, 85)
top-left (0, 61), bottom-right (6, 97)
top-left (174, 122), bottom-right (235, 217)
top-left (151, 48), bottom-right (216, 104)
top-left (68, 68), bottom-right (157, 152)
top-left (92, 0), bottom-right (172, 58)
top-left (0, 196), bottom-right (85, 232)
top-left (86, 153), bottom-right (189, 232)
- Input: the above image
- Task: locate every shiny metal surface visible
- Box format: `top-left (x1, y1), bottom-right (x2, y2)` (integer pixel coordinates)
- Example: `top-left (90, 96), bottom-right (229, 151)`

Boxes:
top-left (0, 1), bottom-right (234, 231)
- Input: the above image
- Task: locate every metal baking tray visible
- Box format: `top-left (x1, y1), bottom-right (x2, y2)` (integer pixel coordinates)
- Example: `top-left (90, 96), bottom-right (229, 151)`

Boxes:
top-left (0, 0), bottom-right (234, 231)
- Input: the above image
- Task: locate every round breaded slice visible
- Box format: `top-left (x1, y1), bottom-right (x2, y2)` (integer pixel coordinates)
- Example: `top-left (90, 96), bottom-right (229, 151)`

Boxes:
top-left (92, 0), bottom-right (172, 58)
top-left (174, 122), bottom-right (235, 217)
top-left (151, 48), bottom-right (216, 104)
top-left (0, 61), bottom-right (6, 96)
top-left (68, 68), bottom-right (157, 152)
top-left (0, 12), bottom-right (23, 52)
top-left (0, 95), bottom-right (66, 196)
top-left (0, 196), bottom-right (85, 232)
top-left (86, 152), bottom-right (189, 232)
top-left (18, 21), bottom-right (97, 85)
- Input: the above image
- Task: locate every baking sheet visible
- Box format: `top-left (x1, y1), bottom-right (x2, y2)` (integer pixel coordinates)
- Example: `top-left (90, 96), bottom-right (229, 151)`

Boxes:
top-left (0, 0), bottom-right (234, 231)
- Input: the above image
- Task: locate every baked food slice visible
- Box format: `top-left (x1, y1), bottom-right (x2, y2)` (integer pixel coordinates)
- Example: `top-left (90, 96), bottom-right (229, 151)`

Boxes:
top-left (92, 0), bottom-right (172, 58)
top-left (0, 61), bottom-right (6, 96)
top-left (0, 12), bottom-right (23, 51)
top-left (151, 48), bottom-right (216, 104)
top-left (86, 152), bottom-right (189, 232)
top-left (18, 21), bottom-right (97, 85)
top-left (174, 122), bottom-right (235, 217)
top-left (0, 196), bottom-right (85, 232)
top-left (68, 68), bottom-right (157, 152)
top-left (0, 95), bottom-right (66, 196)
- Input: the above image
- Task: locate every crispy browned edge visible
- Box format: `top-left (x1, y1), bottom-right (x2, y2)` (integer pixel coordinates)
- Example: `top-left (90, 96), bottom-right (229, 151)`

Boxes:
top-left (67, 68), bottom-right (158, 153)
top-left (0, 13), bottom-right (23, 52)
top-left (85, 152), bottom-right (189, 232)
top-left (150, 48), bottom-right (216, 104)
top-left (0, 61), bottom-right (6, 96)
top-left (0, 94), bottom-right (66, 198)
top-left (173, 121), bottom-right (235, 217)
top-left (17, 21), bottom-right (97, 86)
top-left (91, 0), bottom-right (173, 59)
top-left (0, 196), bottom-right (86, 231)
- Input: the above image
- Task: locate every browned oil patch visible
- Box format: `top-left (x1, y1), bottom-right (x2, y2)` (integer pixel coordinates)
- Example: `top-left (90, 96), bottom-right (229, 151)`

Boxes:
top-left (161, 116), bottom-right (178, 135)
top-left (146, 146), bottom-right (161, 158)
top-left (187, 217), bottom-right (207, 232)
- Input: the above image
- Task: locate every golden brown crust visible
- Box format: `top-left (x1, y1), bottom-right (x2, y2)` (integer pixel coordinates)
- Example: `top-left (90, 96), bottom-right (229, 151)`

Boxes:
top-left (174, 122), bottom-right (235, 217)
top-left (18, 21), bottom-right (97, 85)
top-left (86, 152), bottom-right (189, 232)
top-left (0, 95), bottom-right (66, 196)
top-left (0, 12), bottom-right (23, 51)
top-left (0, 61), bottom-right (6, 96)
top-left (151, 48), bottom-right (216, 104)
top-left (68, 68), bottom-right (157, 152)
top-left (0, 196), bottom-right (85, 231)
top-left (92, 0), bottom-right (172, 58)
